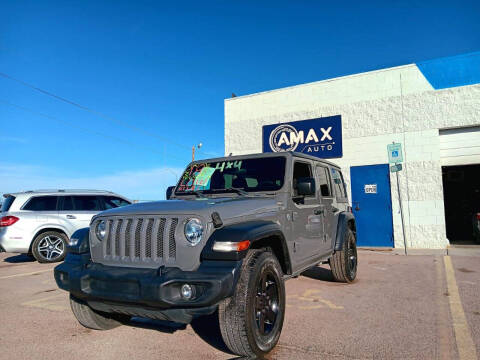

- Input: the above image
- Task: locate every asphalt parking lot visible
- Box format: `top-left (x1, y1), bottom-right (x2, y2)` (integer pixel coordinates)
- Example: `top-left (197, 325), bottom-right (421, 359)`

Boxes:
top-left (0, 250), bottom-right (478, 360)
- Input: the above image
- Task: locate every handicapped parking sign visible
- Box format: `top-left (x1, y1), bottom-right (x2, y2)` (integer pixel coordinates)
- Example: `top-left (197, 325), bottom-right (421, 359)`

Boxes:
top-left (387, 143), bottom-right (403, 164)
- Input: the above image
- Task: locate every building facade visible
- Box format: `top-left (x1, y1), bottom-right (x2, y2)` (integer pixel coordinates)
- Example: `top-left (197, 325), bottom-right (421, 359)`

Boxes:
top-left (224, 52), bottom-right (480, 249)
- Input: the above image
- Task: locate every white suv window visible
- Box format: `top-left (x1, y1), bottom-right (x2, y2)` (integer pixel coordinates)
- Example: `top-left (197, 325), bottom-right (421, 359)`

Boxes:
top-left (72, 196), bottom-right (102, 211)
top-left (103, 196), bottom-right (131, 210)
top-left (23, 196), bottom-right (59, 211)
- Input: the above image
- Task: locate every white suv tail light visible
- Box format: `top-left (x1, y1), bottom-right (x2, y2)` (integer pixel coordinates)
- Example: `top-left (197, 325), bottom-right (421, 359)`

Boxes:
top-left (0, 216), bottom-right (19, 227)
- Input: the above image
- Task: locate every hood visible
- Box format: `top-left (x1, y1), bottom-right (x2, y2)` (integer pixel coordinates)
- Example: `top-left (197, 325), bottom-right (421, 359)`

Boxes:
top-left (96, 196), bottom-right (281, 222)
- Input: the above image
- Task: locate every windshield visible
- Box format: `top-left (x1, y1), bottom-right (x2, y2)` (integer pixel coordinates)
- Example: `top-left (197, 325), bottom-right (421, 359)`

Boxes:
top-left (175, 157), bottom-right (286, 194)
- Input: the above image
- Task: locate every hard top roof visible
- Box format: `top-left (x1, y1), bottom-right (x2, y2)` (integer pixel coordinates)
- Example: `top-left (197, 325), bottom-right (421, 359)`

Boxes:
top-left (191, 151), bottom-right (340, 168)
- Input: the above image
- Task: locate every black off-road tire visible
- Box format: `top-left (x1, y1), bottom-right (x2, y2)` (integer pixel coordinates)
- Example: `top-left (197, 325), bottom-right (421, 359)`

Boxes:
top-left (218, 249), bottom-right (286, 358)
top-left (32, 231), bottom-right (68, 263)
top-left (330, 228), bottom-right (358, 283)
top-left (70, 295), bottom-right (128, 330)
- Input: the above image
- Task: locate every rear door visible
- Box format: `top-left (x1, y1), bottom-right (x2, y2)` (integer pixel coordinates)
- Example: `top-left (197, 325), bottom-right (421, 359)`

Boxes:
top-left (71, 195), bottom-right (103, 229)
top-left (314, 165), bottom-right (336, 250)
top-left (58, 196), bottom-right (82, 235)
top-left (58, 195), bottom-right (103, 233)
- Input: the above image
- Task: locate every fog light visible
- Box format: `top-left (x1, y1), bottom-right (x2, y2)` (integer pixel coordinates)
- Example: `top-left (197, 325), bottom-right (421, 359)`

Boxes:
top-left (181, 284), bottom-right (193, 300)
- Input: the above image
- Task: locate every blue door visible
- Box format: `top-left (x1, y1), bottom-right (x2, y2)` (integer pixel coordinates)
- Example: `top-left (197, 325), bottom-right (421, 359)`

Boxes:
top-left (350, 164), bottom-right (394, 247)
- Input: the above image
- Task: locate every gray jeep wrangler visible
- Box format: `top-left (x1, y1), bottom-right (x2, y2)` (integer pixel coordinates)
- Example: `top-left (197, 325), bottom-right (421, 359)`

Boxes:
top-left (54, 152), bottom-right (357, 357)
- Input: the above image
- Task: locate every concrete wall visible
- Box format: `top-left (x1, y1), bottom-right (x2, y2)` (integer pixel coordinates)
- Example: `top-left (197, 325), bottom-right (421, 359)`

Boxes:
top-left (224, 64), bottom-right (480, 249)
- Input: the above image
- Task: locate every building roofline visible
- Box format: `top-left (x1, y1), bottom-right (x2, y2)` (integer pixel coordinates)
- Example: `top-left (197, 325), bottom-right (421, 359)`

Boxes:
top-left (225, 63), bottom-right (417, 102)
top-left (225, 50), bottom-right (480, 101)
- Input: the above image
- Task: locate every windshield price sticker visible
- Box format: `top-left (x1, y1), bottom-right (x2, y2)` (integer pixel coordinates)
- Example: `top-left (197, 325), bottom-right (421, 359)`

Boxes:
top-left (364, 184), bottom-right (377, 194)
top-left (193, 167), bottom-right (215, 188)
top-left (215, 161), bottom-right (242, 172)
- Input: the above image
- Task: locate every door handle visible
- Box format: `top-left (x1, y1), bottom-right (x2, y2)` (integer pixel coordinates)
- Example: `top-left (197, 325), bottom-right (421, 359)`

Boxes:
top-left (314, 209), bottom-right (324, 215)
top-left (66, 215), bottom-right (77, 219)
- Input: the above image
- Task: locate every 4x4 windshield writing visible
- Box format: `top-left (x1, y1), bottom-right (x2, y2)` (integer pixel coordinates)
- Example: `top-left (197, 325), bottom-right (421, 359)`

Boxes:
top-left (176, 157), bottom-right (286, 194)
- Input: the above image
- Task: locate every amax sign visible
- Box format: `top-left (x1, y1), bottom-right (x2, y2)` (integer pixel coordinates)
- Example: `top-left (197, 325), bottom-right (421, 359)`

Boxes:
top-left (262, 115), bottom-right (342, 159)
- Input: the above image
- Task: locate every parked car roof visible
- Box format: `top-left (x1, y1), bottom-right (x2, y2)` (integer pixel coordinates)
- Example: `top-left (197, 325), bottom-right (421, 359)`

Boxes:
top-left (3, 189), bottom-right (122, 198)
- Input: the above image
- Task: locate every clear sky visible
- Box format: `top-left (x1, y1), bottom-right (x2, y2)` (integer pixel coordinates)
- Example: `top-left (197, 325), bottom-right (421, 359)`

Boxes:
top-left (1, 0), bottom-right (479, 200)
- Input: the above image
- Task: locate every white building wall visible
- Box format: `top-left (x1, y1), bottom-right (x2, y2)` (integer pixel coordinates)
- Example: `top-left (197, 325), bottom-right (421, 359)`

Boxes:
top-left (224, 64), bottom-right (480, 249)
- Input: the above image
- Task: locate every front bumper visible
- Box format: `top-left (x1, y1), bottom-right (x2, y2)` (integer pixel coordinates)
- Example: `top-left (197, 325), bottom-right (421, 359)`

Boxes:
top-left (54, 253), bottom-right (242, 323)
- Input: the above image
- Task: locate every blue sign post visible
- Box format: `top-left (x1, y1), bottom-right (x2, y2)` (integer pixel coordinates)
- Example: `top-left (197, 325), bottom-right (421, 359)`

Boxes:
top-left (262, 115), bottom-right (342, 159)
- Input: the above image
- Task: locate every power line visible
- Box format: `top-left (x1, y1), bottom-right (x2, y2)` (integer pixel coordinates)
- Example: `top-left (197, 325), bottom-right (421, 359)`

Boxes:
top-left (0, 71), bottom-right (216, 156)
top-left (0, 99), bottom-right (188, 162)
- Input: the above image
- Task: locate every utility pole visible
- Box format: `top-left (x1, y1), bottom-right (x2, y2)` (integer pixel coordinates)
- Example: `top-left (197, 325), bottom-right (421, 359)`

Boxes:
top-left (192, 143), bottom-right (203, 161)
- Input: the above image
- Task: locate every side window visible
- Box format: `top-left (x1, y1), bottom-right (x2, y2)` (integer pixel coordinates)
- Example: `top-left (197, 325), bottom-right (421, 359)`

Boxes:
top-left (23, 196), bottom-right (58, 211)
top-left (292, 161), bottom-right (313, 197)
top-left (61, 196), bottom-right (75, 211)
top-left (103, 196), bottom-right (131, 210)
top-left (1, 196), bottom-right (15, 212)
top-left (223, 174), bottom-right (233, 189)
top-left (331, 168), bottom-right (347, 199)
top-left (245, 177), bottom-right (258, 188)
top-left (72, 196), bottom-right (101, 211)
top-left (316, 166), bottom-right (332, 197)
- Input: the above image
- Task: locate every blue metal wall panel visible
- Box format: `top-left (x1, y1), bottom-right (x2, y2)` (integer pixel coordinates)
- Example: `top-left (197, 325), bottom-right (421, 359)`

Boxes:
top-left (350, 164), bottom-right (394, 247)
top-left (417, 51), bottom-right (480, 89)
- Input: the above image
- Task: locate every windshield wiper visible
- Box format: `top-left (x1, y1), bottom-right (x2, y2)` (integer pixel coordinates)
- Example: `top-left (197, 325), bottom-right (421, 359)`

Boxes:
top-left (176, 190), bottom-right (206, 198)
top-left (228, 187), bottom-right (249, 196)
top-left (208, 188), bottom-right (250, 196)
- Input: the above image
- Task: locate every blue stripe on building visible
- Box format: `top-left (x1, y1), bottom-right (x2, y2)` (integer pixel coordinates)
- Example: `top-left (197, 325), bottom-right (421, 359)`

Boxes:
top-left (417, 51), bottom-right (480, 90)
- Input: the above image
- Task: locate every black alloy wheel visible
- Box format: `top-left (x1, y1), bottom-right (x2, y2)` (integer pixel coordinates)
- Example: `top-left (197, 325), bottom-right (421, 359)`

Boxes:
top-left (330, 228), bottom-right (358, 283)
top-left (346, 232), bottom-right (358, 280)
top-left (218, 249), bottom-right (286, 357)
top-left (254, 270), bottom-right (280, 336)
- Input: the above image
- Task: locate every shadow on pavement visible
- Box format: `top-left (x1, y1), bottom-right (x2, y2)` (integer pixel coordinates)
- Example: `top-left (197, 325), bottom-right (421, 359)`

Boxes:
top-left (3, 254), bottom-right (36, 263)
top-left (129, 317), bottom-right (187, 334)
top-left (301, 265), bottom-right (335, 282)
top-left (129, 314), bottom-right (239, 357)
top-left (190, 311), bottom-right (233, 356)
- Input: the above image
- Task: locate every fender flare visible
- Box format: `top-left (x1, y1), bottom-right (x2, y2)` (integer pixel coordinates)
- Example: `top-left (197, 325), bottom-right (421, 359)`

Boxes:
top-left (201, 220), bottom-right (291, 272)
top-left (66, 227), bottom-right (90, 254)
top-left (334, 212), bottom-right (356, 251)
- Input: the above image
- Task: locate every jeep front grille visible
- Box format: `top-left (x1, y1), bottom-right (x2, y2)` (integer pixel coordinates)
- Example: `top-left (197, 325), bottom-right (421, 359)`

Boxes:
top-left (99, 216), bottom-right (179, 264)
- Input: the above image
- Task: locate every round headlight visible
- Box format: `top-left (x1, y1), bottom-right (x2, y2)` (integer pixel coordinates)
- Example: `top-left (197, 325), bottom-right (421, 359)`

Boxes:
top-left (184, 218), bottom-right (203, 246)
top-left (95, 220), bottom-right (106, 241)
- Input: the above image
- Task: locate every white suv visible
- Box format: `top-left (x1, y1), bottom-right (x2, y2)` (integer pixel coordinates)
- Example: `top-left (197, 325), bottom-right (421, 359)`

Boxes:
top-left (0, 190), bottom-right (131, 263)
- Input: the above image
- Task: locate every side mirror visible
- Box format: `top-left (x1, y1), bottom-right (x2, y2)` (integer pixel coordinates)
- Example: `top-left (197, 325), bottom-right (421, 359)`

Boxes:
top-left (296, 177), bottom-right (315, 196)
top-left (166, 186), bottom-right (176, 200)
